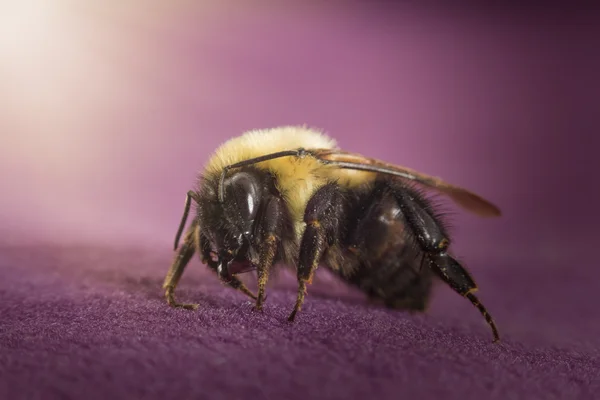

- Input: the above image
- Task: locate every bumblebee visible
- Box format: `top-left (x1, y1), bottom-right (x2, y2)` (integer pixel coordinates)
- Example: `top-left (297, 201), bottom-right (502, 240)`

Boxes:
top-left (163, 126), bottom-right (502, 342)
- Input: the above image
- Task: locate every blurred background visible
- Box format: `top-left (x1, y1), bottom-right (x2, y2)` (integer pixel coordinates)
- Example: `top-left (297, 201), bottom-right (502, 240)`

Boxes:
top-left (2, 5), bottom-right (600, 397)
top-left (0, 1), bottom-right (598, 263)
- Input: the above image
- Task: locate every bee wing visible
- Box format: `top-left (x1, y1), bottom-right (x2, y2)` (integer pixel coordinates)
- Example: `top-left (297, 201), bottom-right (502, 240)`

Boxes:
top-left (310, 148), bottom-right (501, 217)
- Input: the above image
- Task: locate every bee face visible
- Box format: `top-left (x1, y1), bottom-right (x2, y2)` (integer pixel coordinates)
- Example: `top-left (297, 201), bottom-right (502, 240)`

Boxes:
top-left (198, 170), bottom-right (265, 280)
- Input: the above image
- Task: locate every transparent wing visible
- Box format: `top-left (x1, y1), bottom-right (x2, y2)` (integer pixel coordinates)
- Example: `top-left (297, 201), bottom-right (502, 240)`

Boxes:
top-left (309, 148), bottom-right (501, 217)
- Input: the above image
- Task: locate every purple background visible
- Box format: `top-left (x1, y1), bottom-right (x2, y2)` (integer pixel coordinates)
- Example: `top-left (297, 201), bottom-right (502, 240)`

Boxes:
top-left (1, 2), bottom-right (599, 399)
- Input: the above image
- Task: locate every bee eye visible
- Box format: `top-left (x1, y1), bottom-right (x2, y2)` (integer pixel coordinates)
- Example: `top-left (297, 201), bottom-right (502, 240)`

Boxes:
top-left (224, 172), bottom-right (262, 235)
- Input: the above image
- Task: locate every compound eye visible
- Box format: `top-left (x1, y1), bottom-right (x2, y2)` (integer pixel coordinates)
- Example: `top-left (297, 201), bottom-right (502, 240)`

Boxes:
top-left (224, 172), bottom-right (261, 235)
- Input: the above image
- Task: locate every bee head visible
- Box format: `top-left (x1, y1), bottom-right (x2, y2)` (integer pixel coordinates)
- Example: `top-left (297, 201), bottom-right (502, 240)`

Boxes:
top-left (199, 170), bottom-right (264, 280)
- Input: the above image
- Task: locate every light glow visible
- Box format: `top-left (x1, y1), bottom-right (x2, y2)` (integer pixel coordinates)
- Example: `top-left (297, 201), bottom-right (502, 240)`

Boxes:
top-left (0, 1), bottom-right (56, 54)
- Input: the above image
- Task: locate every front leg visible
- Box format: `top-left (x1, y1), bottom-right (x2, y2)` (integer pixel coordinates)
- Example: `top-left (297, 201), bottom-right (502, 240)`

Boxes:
top-left (163, 220), bottom-right (200, 310)
top-left (254, 196), bottom-right (285, 310)
top-left (288, 183), bottom-right (343, 321)
top-left (165, 222), bottom-right (257, 309)
top-left (205, 248), bottom-right (258, 302)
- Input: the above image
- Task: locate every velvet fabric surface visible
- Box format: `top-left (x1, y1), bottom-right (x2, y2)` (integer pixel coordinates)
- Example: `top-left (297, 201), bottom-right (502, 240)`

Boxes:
top-left (1, 2), bottom-right (599, 399)
top-left (1, 243), bottom-right (599, 400)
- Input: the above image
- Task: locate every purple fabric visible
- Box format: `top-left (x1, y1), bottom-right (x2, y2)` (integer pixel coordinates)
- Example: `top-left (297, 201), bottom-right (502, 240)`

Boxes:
top-left (1, 243), bottom-right (599, 399)
top-left (1, 2), bottom-right (599, 399)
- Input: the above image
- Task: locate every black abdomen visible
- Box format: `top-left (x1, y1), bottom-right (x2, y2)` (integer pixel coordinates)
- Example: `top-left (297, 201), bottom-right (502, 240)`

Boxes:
top-left (324, 181), bottom-right (435, 311)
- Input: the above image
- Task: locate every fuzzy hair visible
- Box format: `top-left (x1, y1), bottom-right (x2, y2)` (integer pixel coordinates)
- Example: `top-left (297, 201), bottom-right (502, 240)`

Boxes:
top-left (203, 126), bottom-right (375, 240)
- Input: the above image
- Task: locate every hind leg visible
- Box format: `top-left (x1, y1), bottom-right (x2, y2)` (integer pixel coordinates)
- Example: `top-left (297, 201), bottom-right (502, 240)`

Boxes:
top-left (343, 180), bottom-right (499, 342)
top-left (386, 180), bottom-right (500, 342)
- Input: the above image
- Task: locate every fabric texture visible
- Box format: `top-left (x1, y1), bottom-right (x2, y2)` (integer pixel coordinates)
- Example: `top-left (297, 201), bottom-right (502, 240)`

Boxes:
top-left (1, 242), bottom-right (598, 400)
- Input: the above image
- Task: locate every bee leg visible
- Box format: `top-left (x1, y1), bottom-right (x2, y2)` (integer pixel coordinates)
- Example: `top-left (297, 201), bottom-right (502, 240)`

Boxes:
top-left (164, 219), bottom-right (258, 309)
top-left (427, 253), bottom-right (500, 342)
top-left (392, 185), bottom-right (500, 342)
top-left (288, 183), bottom-right (342, 322)
top-left (254, 196), bottom-right (284, 310)
top-left (219, 274), bottom-right (258, 301)
top-left (163, 220), bottom-right (200, 310)
top-left (200, 240), bottom-right (258, 304)
top-left (203, 255), bottom-right (258, 302)
top-left (254, 235), bottom-right (276, 310)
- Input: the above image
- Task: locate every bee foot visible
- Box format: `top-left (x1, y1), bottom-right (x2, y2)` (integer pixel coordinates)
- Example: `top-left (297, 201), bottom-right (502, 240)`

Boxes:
top-left (166, 291), bottom-right (199, 310)
top-left (170, 302), bottom-right (199, 311)
top-left (287, 308), bottom-right (299, 322)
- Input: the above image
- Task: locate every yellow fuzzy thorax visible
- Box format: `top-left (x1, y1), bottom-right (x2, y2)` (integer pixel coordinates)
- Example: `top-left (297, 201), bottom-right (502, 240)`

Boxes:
top-left (203, 126), bottom-right (374, 239)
